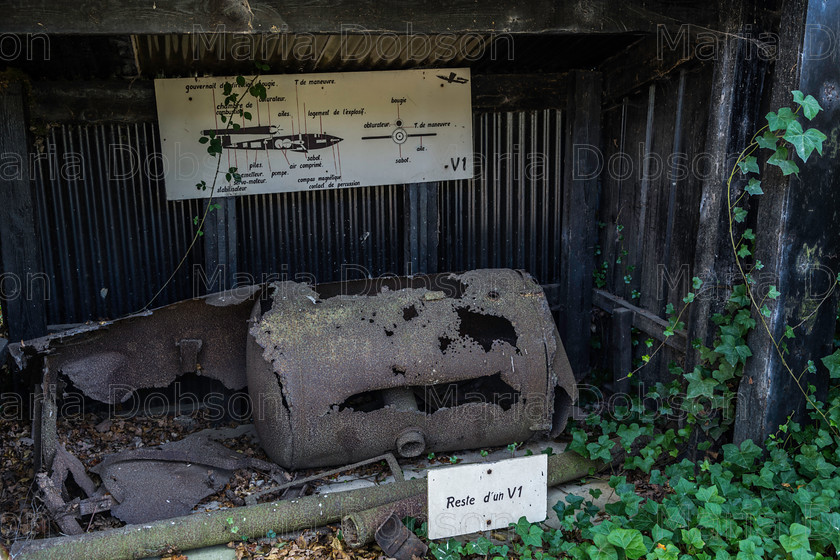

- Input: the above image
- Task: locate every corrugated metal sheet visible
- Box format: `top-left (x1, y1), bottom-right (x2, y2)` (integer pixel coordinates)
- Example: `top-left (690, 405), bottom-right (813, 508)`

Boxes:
top-left (235, 184), bottom-right (404, 285)
top-left (439, 109), bottom-right (564, 285)
top-left (134, 32), bottom-right (493, 76)
top-left (32, 109), bottom-right (564, 325)
top-left (33, 123), bottom-right (203, 324)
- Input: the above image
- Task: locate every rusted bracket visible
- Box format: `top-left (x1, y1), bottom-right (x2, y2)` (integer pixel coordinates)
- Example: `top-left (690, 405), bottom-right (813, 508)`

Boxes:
top-left (244, 452), bottom-right (404, 506)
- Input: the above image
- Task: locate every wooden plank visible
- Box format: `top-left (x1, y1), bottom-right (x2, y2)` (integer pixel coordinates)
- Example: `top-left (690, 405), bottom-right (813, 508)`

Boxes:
top-left (735, 0), bottom-right (840, 445)
top-left (611, 308), bottom-right (633, 394)
top-left (0, 82), bottom-right (48, 342)
top-left (559, 70), bottom-right (601, 379)
top-left (592, 289), bottom-right (687, 351)
top-left (686, 0), bottom-right (769, 372)
top-left (600, 33), bottom-right (697, 104)
top-left (28, 74), bottom-right (569, 124)
top-left (0, 1), bottom-right (718, 35)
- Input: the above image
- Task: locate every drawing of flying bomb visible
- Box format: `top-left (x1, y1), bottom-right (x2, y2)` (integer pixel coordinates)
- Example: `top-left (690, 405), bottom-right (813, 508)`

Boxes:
top-left (201, 126), bottom-right (343, 152)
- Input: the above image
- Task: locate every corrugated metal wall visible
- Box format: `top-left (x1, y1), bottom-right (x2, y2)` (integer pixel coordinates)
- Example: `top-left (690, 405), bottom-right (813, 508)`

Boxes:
top-left (439, 109), bottom-right (564, 285)
top-left (235, 185), bottom-right (404, 285)
top-left (33, 123), bottom-right (204, 325)
top-left (32, 109), bottom-right (564, 325)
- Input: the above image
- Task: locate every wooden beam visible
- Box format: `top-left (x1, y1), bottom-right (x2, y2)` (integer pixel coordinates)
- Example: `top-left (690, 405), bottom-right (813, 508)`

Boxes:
top-left (592, 289), bottom-right (688, 351)
top-left (27, 73), bottom-right (570, 125)
top-left (600, 33), bottom-right (696, 104)
top-left (686, 0), bottom-right (769, 374)
top-left (0, 1), bottom-right (717, 35)
top-left (735, 0), bottom-right (840, 445)
top-left (558, 70), bottom-right (601, 379)
top-left (0, 81), bottom-right (48, 342)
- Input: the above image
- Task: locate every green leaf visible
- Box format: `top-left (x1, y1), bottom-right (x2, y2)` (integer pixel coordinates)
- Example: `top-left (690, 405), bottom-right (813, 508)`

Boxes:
top-left (783, 120), bottom-right (828, 162)
top-left (692, 277), bottom-right (703, 290)
top-left (760, 305), bottom-right (771, 317)
top-left (714, 335), bottom-right (752, 366)
top-left (821, 349), bottom-right (840, 379)
top-left (744, 178), bottom-right (763, 196)
top-left (735, 539), bottom-right (763, 560)
top-left (243, 111), bottom-right (252, 120)
top-left (755, 130), bottom-right (778, 150)
top-left (766, 107), bottom-right (796, 131)
top-left (198, 136), bottom-right (209, 144)
top-left (767, 146), bottom-right (800, 176)
top-left (737, 155), bottom-right (759, 174)
top-left (236, 75), bottom-right (246, 87)
top-left (767, 285), bottom-right (780, 300)
top-left (737, 245), bottom-right (751, 258)
top-left (779, 523), bottom-right (812, 560)
top-left (792, 90), bottom-right (823, 120)
top-left (681, 527), bottom-right (705, 550)
top-left (733, 207), bottom-right (747, 223)
top-left (606, 529), bottom-right (646, 560)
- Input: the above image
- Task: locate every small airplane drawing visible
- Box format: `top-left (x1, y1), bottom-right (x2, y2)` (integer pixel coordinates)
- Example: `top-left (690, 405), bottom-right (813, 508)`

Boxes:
top-left (437, 72), bottom-right (468, 84)
top-left (201, 126), bottom-right (343, 152)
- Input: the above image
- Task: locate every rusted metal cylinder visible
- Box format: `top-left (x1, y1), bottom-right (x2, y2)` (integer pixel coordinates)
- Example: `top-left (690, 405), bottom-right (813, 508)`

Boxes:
top-left (247, 269), bottom-right (577, 469)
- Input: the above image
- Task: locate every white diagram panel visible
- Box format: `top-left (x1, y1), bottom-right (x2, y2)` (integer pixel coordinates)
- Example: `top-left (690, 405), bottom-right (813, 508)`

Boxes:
top-left (154, 68), bottom-right (473, 200)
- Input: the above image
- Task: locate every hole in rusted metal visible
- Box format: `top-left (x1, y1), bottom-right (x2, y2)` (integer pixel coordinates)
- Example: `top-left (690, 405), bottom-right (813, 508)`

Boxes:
top-left (487, 290), bottom-right (500, 300)
top-left (392, 366), bottom-right (406, 375)
top-left (438, 336), bottom-right (453, 353)
top-left (402, 305), bottom-right (419, 321)
top-left (384, 328), bottom-right (394, 337)
top-left (335, 373), bottom-right (520, 414)
top-left (456, 308), bottom-right (518, 352)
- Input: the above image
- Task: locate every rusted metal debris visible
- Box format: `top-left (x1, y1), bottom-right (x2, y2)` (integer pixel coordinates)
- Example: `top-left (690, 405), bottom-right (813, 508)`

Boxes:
top-left (10, 285), bottom-right (262, 404)
top-left (34, 424), bottom-right (290, 529)
top-left (248, 269), bottom-right (577, 469)
top-left (90, 425), bottom-right (289, 524)
top-left (375, 513), bottom-right (429, 560)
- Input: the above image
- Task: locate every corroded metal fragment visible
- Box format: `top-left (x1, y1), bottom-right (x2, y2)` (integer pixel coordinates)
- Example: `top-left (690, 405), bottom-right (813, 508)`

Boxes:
top-left (247, 269), bottom-right (576, 469)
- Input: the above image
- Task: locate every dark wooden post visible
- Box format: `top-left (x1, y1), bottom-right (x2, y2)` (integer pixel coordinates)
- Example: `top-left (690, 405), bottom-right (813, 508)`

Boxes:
top-left (687, 0), bottom-right (769, 369)
top-left (0, 82), bottom-right (47, 341)
top-left (202, 197), bottom-right (237, 293)
top-left (403, 182), bottom-right (438, 275)
top-left (559, 70), bottom-right (602, 379)
top-left (734, 0), bottom-right (840, 444)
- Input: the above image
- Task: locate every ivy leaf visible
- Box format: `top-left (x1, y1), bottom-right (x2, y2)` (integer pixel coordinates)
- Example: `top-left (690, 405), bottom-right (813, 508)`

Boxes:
top-left (735, 539), bottom-right (763, 560)
top-left (606, 529), bottom-right (647, 560)
top-left (767, 146), bottom-right (800, 176)
top-left (685, 368), bottom-right (718, 399)
top-left (761, 305), bottom-right (771, 317)
top-left (737, 245), bottom-right (751, 258)
top-left (821, 350), bottom-right (840, 379)
top-left (733, 207), bottom-right (748, 223)
top-left (783, 120), bottom-right (827, 162)
top-left (744, 178), bottom-right (763, 196)
top-left (766, 107), bottom-right (796, 131)
top-left (737, 156), bottom-right (759, 174)
top-left (236, 75), bottom-right (246, 87)
top-left (767, 285), bottom-right (780, 300)
top-left (755, 130), bottom-right (778, 150)
top-left (714, 335), bottom-right (752, 367)
top-left (692, 277), bottom-right (703, 290)
top-left (681, 527), bottom-right (705, 550)
top-left (792, 90), bottom-right (823, 120)
top-left (779, 523), bottom-right (812, 560)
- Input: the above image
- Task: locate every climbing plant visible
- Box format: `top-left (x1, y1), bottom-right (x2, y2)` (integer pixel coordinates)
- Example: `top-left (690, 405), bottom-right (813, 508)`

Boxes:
top-left (420, 91), bottom-right (840, 560)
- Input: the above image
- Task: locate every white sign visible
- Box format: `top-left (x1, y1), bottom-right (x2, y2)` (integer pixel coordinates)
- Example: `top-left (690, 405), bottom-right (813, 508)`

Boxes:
top-left (427, 454), bottom-right (547, 540)
top-left (154, 68), bottom-right (473, 200)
